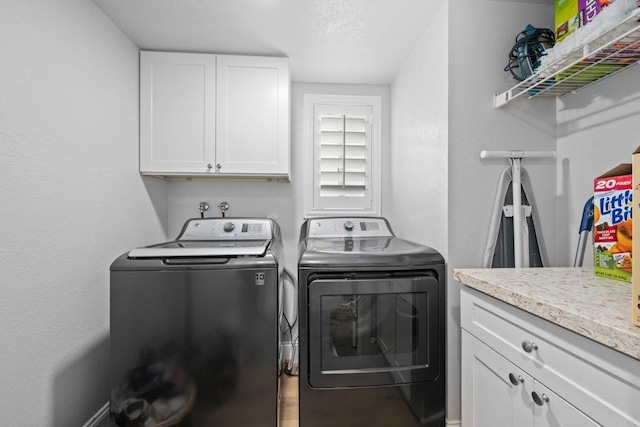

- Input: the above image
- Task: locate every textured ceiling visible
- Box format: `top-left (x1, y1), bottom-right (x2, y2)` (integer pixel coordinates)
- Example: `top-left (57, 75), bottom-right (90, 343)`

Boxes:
top-left (92, 0), bottom-right (435, 84)
top-left (92, 0), bottom-right (554, 84)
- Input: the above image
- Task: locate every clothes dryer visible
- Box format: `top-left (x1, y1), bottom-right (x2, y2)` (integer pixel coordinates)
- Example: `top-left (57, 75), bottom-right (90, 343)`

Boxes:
top-left (110, 217), bottom-right (283, 426)
top-left (298, 217), bottom-right (446, 427)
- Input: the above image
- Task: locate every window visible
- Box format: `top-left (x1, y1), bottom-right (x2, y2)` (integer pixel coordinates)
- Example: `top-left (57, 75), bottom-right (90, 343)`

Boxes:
top-left (303, 94), bottom-right (381, 217)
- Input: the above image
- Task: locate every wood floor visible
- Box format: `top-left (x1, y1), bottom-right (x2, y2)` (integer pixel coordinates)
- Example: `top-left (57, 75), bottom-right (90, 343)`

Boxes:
top-left (279, 374), bottom-right (299, 427)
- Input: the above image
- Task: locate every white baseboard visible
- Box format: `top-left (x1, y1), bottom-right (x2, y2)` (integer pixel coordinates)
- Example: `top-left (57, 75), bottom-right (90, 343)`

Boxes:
top-left (82, 402), bottom-right (109, 427)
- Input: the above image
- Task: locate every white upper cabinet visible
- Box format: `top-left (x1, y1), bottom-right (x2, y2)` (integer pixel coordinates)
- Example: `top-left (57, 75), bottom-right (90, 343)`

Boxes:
top-left (140, 51), bottom-right (216, 175)
top-left (216, 55), bottom-right (289, 176)
top-left (140, 51), bottom-right (290, 179)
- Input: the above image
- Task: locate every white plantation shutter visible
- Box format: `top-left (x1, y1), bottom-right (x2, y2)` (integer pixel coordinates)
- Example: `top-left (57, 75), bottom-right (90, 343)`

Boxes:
top-left (303, 95), bottom-right (381, 216)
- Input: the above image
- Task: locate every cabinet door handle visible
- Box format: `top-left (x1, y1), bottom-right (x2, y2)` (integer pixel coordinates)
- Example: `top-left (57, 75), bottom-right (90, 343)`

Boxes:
top-left (531, 391), bottom-right (549, 406)
top-left (207, 163), bottom-right (213, 170)
top-left (216, 163), bottom-right (222, 170)
top-left (508, 373), bottom-right (524, 386)
top-left (521, 340), bottom-right (538, 353)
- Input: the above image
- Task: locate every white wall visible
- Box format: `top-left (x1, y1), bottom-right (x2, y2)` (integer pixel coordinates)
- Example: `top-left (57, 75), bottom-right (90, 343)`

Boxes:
top-left (389, 3), bottom-right (449, 256)
top-left (447, 0), bottom-right (557, 421)
top-left (0, 1), bottom-right (167, 425)
top-left (556, 66), bottom-right (640, 267)
top-left (165, 83), bottom-right (391, 270)
top-left (389, 0), bottom-right (451, 420)
top-left (165, 82), bottom-right (391, 357)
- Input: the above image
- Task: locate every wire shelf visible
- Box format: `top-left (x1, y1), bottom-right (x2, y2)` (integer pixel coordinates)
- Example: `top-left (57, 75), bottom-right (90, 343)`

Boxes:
top-left (495, 8), bottom-right (640, 107)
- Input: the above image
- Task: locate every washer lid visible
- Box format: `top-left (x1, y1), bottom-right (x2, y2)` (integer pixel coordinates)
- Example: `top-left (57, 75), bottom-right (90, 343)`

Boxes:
top-left (128, 240), bottom-right (269, 258)
top-left (128, 218), bottom-right (274, 259)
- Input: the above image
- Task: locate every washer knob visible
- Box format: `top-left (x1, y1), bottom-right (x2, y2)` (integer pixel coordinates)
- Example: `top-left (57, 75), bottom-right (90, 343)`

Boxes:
top-left (223, 222), bottom-right (235, 232)
top-left (344, 221), bottom-right (355, 231)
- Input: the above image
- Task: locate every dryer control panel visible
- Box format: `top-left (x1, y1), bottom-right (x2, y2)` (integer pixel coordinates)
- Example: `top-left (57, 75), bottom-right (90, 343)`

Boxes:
top-left (307, 217), bottom-right (393, 239)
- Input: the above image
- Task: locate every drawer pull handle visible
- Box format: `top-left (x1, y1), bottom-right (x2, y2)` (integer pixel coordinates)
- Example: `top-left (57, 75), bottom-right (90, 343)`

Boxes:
top-left (521, 340), bottom-right (538, 353)
top-left (508, 373), bottom-right (524, 386)
top-left (532, 391), bottom-right (549, 406)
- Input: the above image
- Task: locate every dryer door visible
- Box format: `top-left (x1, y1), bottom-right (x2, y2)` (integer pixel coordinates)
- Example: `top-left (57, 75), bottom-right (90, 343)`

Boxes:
top-left (307, 274), bottom-right (440, 388)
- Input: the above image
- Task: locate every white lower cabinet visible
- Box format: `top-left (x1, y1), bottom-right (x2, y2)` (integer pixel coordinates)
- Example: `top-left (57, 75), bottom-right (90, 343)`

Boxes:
top-left (461, 286), bottom-right (640, 427)
top-left (463, 330), bottom-right (599, 427)
top-left (463, 329), bottom-right (533, 427)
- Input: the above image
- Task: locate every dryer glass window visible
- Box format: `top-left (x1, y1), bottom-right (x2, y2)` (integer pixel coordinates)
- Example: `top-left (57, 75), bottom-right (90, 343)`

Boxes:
top-left (308, 275), bottom-right (439, 388)
top-left (320, 292), bottom-right (427, 372)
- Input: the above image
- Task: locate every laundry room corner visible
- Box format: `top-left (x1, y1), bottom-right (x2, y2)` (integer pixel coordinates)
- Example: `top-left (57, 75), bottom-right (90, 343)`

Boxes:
top-left (447, 0), bottom-right (558, 423)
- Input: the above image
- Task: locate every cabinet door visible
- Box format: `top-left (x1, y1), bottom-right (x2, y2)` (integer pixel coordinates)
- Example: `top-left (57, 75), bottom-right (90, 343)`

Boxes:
top-left (532, 381), bottom-right (600, 427)
top-left (216, 55), bottom-right (289, 176)
top-left (140, 51), bottom-right (216, 174)
top-left (462, 330), bottom-right (533, 427)
top-left (461, 286), bottom-right (640, 426)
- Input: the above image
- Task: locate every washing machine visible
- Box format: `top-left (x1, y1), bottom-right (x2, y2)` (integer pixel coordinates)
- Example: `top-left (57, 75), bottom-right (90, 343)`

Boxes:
top-left (110, 217), bottom-right (283, 426)
top-left (298, 217), bottom-right (446, 427)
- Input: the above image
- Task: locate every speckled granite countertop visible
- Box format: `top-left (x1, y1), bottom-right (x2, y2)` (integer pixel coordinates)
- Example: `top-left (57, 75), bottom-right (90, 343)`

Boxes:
top-left (453, 267), bottom-right (640, 361)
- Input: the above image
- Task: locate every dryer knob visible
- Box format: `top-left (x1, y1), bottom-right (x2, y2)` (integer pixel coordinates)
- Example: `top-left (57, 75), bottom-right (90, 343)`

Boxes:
top-left (344, 221), bottom-right (355, 231)
top-left (223, 222), bottom-right (235, 232)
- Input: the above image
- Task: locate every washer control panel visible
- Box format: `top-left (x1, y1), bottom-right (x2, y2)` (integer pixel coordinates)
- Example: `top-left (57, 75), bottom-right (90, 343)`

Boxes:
top-left (307, 217), bottom-right (393, 238)
top-left (179, 218), bottom-right (272, 240)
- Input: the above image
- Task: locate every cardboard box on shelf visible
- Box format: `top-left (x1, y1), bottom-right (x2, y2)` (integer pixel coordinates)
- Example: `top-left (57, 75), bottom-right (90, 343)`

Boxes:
top-left (594, 163), bottom-right (632, 283)
top-left (555, 0), bottom-right (610, 42)
top-left (632, 147), bottom-right (640, 326)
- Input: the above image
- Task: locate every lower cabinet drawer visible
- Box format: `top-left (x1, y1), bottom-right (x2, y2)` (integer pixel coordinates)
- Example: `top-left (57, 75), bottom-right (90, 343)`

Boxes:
top-left (461, 286), bottom-right (640, 426)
